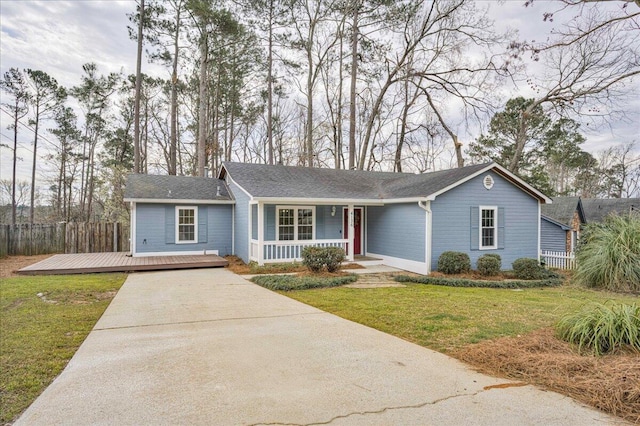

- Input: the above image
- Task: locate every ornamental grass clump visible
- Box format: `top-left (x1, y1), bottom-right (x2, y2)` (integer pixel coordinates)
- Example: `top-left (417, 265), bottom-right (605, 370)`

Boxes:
top-left (556, 302), bottom-right (640, 356)
top-left (574, 214), bottom-right (640, 293)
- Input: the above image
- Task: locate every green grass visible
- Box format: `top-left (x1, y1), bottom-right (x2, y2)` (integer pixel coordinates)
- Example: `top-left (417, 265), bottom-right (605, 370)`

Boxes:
top-left (282, 283), bottom-right (639, 353)
top-left (0, 274), bottom-right (127, 424)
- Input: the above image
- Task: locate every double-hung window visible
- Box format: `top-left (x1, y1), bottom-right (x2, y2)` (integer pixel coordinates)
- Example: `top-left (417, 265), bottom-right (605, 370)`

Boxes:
top-left (479, 206), bottom-right (497, 249)
top-left (277, 206), bottom-right (315, 241)
top-left (176, 206), bottom-right (197, 243)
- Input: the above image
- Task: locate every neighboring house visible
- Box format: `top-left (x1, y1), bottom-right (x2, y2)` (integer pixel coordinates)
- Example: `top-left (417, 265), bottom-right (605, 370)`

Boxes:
top-left (581, 198), bottom-right (640, 223)
top-left (124, 161), bottom-right (551, 275)
top-left (540, 197), bottom-right (585, 253)
top-left (540, 197), bottom-right (640, 253)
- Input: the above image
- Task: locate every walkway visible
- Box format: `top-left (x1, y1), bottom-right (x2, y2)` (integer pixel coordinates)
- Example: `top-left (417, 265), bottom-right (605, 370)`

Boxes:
top-left (16, 268), bottom-right (623, 425)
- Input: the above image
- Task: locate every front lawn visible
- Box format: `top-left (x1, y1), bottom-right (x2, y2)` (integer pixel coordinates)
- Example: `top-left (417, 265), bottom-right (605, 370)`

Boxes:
top-left (283, 282), bottom-right (638, 353)
top-left (0, 273), bottom-right (126, 424)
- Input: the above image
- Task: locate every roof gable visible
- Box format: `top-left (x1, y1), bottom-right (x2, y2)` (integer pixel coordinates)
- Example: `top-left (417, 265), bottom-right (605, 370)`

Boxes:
top-left (124, 174), bottom-right (233, 203)
top-left (541, 197), bottom-right (582, 226)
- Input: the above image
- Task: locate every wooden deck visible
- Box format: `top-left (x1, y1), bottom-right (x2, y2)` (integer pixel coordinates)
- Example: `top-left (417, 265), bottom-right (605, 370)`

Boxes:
top-left (17, 252), bottom-right (228, 275)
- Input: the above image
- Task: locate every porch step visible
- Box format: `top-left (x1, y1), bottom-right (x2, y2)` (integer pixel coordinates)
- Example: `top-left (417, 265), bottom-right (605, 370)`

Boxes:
top-left (345, 273), bottom-right (406, 288)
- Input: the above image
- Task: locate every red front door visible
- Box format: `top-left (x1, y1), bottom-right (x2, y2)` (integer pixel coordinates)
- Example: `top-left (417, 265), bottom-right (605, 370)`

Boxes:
top-left (343, 208), bottom-right (362, 255)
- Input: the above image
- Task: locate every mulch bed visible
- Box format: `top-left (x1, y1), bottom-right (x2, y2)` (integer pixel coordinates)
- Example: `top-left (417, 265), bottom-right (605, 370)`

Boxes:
top-left (453, 328), bottom-right (640, 423)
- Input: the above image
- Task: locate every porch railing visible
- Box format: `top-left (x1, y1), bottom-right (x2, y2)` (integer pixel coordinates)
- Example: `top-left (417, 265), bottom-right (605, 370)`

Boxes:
top-left (250, 239), bottom-right (348, 263)
top-left (540, 250), bottom-right (576, 270)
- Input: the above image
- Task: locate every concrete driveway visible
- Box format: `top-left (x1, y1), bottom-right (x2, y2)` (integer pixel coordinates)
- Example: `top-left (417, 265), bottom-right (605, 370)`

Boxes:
top-left (17, 269), bottom-right (624, 425)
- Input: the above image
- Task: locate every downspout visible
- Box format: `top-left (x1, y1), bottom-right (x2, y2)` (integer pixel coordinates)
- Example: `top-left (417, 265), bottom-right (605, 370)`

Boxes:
top-left (418, 200), bottom-right (432, 274)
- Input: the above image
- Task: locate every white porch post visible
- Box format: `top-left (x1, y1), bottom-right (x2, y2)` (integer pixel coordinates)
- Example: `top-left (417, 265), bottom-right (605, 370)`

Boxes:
top-left (257, 201), bottom-right (264, 265)
top-left (347, 204), bottom-right (355, 261)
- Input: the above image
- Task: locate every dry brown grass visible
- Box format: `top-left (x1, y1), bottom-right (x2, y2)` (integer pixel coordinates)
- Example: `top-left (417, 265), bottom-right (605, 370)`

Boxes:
top-left (0, 255), bottom-right (52, 278)
top-left (454, 328), bottom-right (640, 424)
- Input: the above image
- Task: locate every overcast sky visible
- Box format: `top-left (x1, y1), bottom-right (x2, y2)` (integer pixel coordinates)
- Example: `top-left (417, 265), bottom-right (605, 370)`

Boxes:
top-left (1, 0), bottom-right (638, 186)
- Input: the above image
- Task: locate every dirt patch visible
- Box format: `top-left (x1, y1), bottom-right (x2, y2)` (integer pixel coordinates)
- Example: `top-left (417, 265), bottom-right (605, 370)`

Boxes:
top-left (454, 328), bottom-right (640, 423)
top-left (224, 255), bottom-right (364, 275)
top-left (1, 254), bottom-right (52, 278)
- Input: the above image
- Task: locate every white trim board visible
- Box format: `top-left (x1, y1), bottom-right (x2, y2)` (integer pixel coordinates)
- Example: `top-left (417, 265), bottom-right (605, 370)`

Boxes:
top-left (133, 250), bottom-right (219, 258)
top-left (124, 198), bottom-right (235, 204)
top-left (366, 252), bottom-right (429, 275)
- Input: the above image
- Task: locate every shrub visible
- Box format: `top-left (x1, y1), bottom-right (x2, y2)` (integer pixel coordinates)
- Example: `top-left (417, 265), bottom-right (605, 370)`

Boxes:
top-left (324, 247), bottom-right (346, 272)
top-left (574, 214), bottom-right (640, 293)
top-left (251, 274), bottom-right (357, 291)
top-left (301, 246), bottom-right (346, 273)
top-left (477, 254), bottom-right (501, 276)
top-left (394, 275), bottom-right (562, 289)
top-left (437, 251), bottom-right (471, 274)
top-left (556, 302), bottom-right (640, 356)
top-left (301, 246), bottom-right (325, 272)
top-left (512, 258), bottom-right (545, 280)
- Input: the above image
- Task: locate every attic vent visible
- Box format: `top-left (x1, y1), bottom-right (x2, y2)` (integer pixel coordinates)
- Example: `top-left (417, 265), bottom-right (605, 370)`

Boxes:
top-left (483, 175), bottom-right (494, 190)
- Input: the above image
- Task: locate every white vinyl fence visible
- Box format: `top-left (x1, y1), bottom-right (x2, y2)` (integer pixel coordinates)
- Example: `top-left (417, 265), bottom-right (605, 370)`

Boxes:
top-left (540, 250), bottom-right (576, 270)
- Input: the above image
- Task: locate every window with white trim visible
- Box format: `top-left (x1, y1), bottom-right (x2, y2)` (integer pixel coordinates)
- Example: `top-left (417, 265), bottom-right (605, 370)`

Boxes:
top-left (176, 206), bottom-right (197, 243)
top-left (480, 207), bottom-right (497, 249)
top-left (277, 206), bottom-right (315, 241)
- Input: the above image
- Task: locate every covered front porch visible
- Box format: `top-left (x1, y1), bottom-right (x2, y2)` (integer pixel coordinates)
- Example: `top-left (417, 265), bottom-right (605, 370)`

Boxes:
top-left (248, 202), bottom-right (369, 265)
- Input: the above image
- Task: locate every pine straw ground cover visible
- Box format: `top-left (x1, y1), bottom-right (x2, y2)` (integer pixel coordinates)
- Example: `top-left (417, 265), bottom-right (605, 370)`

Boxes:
top-left (454, 328), bottom-right (640, 424)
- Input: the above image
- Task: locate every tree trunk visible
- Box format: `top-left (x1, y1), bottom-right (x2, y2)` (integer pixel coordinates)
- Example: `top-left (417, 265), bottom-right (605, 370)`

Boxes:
top-left (267, 0), bottom-right (274, 165)
top-left (134, 0), bottom-right (144, 174)
top-left (29, 104), bottom-right (40, 225)
top-left (348, 5), bottom-right (359, 170)
top-left (306, 46), bottom-right (314, 168)
top-left (11, 99), bottom-right (18, 225)
top-left (170, 6), bottom-right (181, 176)
top-left (197, 35), bottom-right (208, 177)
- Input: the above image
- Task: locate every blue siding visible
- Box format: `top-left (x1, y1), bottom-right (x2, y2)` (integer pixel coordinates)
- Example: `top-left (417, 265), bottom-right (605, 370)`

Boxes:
top-left (367, 203), bottom-right (425, 262)
top-left (540, 218), bottom-right (567, 252)
top-left (135, 203), bottom-right (232, 255)
top-left (229, 180), bottom-right (250, 262)
top-left (431, 172), bottom-right (539, 270)
top-left (262, 204), bottom-right (346, 241)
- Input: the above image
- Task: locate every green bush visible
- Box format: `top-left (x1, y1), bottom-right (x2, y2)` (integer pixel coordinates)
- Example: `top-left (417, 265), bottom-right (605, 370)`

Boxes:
top-left (574, 214), bottom-right (640, 293)
top-left (556, 302), bottom-right (640, 356)
top-left (437, 251), bottom-right (471, 274)
top-left (251, 274), bottom-right (357, 291)
top-left (477, 254), bottom-right (501, 276)
top-left (301, 246), bottom-right (325, 272)
top-left (324, 247), bottom-right (346, 273)
top-left (512, 258), bottom-right (545, 280)
top-left (301, 246), bottom-right (346, 273)
top-left (394, 275), bottom-right (562, 289)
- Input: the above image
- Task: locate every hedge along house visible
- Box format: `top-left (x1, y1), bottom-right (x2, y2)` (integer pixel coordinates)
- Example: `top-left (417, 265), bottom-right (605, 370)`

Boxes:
top-left (124, 161), bottom-right (550, 275)
top-left (221, 161), bottom-right (550, 274)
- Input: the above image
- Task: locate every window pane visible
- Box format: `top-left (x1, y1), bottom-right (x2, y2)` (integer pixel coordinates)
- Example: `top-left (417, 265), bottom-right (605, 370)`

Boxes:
top-left (298, 225), bottom-right (313, 240)
top-left (177, 208), bottom-right (196, 242)
top-left (279, 209), bottom-right (295, 240)
top-left (480, 208), bottom-right (495, 247)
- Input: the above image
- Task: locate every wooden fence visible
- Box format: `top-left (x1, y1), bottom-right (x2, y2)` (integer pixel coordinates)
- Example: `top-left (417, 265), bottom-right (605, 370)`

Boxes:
top-left (540, 250), bottom-right (576, 270)
top-left (0, 223), bottom-right (130, 257)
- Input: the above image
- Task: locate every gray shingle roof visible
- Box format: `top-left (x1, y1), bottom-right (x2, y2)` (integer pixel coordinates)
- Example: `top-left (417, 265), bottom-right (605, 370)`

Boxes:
top-left (581, 198), bottom-right (640, 223)
top-left (220, 161), bottom-right (513, 200)
top-left (541, 197), bottom-right (581, 226)
top-left (124, 174), bottom-right (233, 202)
